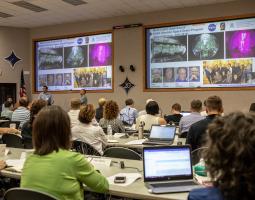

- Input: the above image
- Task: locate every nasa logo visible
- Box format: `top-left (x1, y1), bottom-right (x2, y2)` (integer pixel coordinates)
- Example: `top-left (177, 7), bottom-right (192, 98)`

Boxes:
top-left (77, 38), bottom-right (83, 44)
top-left (208, 24), bottom-right (216, 31)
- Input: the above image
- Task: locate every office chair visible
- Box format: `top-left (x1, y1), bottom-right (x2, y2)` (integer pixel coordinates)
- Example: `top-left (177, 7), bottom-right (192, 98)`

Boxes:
top-left (103, 147), bottom-right (142, 160)
top-left (4, 187), bottom-right (59, 200)
top-left (2, 134), bottom-right (24, 148)
top-left (191, 147), bottom-right (208, 165)
top-left (72, 140), bottom-right (101, 156)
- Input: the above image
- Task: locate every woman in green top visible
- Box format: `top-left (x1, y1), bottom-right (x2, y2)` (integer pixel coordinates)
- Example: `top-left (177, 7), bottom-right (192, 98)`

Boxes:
top-left (21, 105), bottom-right (109, 200)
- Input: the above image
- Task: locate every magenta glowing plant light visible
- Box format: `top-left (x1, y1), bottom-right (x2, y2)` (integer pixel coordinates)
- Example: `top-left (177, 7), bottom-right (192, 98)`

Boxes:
top-left (227, 30), bottom-right (255, 58)
top-left (90, 43), bottom-right (111, 66)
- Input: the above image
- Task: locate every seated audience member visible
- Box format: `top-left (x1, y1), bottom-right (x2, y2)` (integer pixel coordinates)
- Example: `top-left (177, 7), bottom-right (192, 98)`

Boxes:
top-left (1, 101), bottom-right (13, 119)
top-left (21, 99), bottom-right (47, 143)
top-left (138, 99), bottom-right (154, 117)
top-left (95, 98), bottom-right (106, 122)
top-left (136, 101), bottom-right (166, 131)
top-left (99, 100), bottom-right (125, 133)
top-left (11, 98), bottom-right (30, 128)
top-left (72, 104), bottom-right (107, 155)
top-left (68, 98), bottom-right (81, 127)
top-left (0, 127), bottom-right (19, 134)
top-left (120, 98), bottom-right (138, 126)
top-left (164, 103), bottom-right (183, 125)
top-left (186, 95), bottom-right (223, 151)
top-left (21, 105), bottom-right (109, 199)
top-left (179, 100), bottom-right (205, 137)
top-left (1, 96), bottom-right (14, 112)
top-left (188, 112), bottom-right (255, 200)
top-left (249, 103), bottom-right (255, 112)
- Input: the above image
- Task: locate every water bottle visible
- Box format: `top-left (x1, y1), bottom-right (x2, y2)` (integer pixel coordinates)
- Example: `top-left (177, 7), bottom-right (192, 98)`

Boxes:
top-left (107, 125), bottom-right (113, 139)
top-left (138, 121), bottom-right (144, 139)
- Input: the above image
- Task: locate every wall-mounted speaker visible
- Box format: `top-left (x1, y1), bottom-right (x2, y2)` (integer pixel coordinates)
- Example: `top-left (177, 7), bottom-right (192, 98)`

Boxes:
top-left (119, 65), bottom-right (125, 72)
top-left (130, 65), bottom-right (135, 72)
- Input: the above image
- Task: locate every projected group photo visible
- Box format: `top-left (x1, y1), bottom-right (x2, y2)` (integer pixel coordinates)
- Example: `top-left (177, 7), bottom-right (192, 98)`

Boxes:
top-left (146, 17), bottom-right (255, 89)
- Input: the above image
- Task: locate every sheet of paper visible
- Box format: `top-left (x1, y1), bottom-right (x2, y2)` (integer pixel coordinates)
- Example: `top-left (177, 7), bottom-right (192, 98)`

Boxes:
top-left (125, 139), bottom-right (147, 145)
top-left (107, 173), bottom-right (142, 186)
top-left (113, 133), bottom-right (126, 138)
top-left (6, 159), bottom-right (25, 173)
top-left (107, 139), bottom-right (119, 143)
top-left (90, 157), bottom-right (111, 167)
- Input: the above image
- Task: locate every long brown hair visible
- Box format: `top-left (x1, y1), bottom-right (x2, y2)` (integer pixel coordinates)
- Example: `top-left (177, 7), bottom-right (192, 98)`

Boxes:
top-left (33, 105), bottom-right (71, 155)
top-left (204, 112), bottom-right (255, 200)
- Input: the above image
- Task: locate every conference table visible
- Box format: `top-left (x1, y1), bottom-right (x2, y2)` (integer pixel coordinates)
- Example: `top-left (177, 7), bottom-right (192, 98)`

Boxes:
top-left (0, 148), bottom-right (189, 200)
top-left (106, 134), bottom-right (186, 149)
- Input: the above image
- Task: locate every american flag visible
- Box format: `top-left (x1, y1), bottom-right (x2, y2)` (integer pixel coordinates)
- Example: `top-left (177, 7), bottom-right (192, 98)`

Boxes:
top-left (19, 69), bottom-right (26, 97)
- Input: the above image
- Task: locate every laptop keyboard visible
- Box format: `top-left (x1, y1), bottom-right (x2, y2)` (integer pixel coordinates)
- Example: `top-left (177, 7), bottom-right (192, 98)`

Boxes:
top-left (151, 181), bottom-right (197, 188)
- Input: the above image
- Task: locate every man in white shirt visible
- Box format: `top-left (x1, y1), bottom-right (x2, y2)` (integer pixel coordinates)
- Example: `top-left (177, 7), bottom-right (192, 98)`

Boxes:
top-left (11, 98), bottom-right (30, 128)
top-left (68, 98), bottom-right (81, 127)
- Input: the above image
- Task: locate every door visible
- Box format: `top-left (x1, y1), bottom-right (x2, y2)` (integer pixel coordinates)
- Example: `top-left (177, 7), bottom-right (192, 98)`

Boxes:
top-left (0, 83), bottom-right (16, 112)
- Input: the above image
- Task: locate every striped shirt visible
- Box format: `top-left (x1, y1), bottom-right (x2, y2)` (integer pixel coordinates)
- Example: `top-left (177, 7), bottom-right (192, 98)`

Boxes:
top-left (179, 112), bottom-right (205, 133)
top-left (99, 118), bottom-right (125, 133)
top-left (11, 107), bottom-right (30, 128)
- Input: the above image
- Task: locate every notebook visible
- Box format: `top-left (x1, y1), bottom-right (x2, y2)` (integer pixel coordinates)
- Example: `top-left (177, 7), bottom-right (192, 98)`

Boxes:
top-left (143, 145), bottom-right (202, 194)
top-left (142, 125), bottom-right (176, 145)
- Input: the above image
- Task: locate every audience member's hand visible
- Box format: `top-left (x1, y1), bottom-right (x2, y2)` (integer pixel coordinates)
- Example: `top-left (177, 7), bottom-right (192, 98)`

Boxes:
top-left (0, 160), bottom-right (6, 170)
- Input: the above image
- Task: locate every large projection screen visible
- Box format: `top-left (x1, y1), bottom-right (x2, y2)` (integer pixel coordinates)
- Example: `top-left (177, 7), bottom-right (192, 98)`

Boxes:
top-left (145, 16), bottom-right (255, 91)
top-left (34, 32), bottom-right (113, 92)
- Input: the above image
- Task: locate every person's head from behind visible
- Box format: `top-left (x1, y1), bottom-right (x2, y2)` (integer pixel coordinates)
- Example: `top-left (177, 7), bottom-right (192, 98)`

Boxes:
top-left (190, 99), bottom-right (202, 112)
top-left (42, 85), bottom-right (48, 93)
top-left (125, 98), bottom-right (134, 107)
top-left (79, 104), bottom-right (95, 124)
top-left (204, 112), bottom-right (255, 199)
top-left (33, 105), bottom-right (71, 155)
top-left (171, 103), bottom-right (181, 114)
top-left (98, 98), bottom-right (106, 108)
top-left (146, 101), bottom-right (159, 115)
top-left (4, 101), bottom-right (12, 109)
top-left (19, 98), bottom-right (28, 108)
top-left (249, 103), bottom-right (255, 112)
top-left (104, 100), bottom-right (119, 120)
top-left (70, 98), bottom-right (81, 110)
top-left (205, 95), bottom-right (223, 114)
top-left (30, 99), bottom-right (47, 124)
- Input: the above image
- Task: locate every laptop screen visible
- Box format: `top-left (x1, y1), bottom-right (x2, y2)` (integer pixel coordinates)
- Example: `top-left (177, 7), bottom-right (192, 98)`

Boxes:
top-left (149, 125), bottom-right (176, 140)
top-left (143, 146), bottom-right (193, 181)
top-left (180, 111), bottom-right (191, 117)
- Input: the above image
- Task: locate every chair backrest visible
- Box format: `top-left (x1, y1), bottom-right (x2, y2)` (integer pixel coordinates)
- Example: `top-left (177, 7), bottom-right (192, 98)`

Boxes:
top-left (103, 147), bottom-right (142, 160)
top-left (4, 187), bottom-right (58, 200)
top-left (22, 138), bottom-right (33, 149)
top-left (2, 134), bottom-right (24, 148)
top-left (72, 140), bottom-right (101, 156)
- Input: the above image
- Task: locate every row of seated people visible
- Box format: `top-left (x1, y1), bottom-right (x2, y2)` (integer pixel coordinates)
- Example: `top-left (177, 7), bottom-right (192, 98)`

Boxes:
top-left (0, 104), bottom-right (254, 200)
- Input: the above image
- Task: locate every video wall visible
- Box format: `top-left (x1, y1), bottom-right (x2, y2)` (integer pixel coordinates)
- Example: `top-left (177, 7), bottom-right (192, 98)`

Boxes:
top-left (34, 33), bottom-right (112, 92)
top-left (145, 17), bottom-right (255, 90)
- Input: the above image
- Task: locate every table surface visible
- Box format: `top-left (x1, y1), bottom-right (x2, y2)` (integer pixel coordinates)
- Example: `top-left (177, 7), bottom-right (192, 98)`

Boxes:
top-left (1, 148), bottom-right (189, 200)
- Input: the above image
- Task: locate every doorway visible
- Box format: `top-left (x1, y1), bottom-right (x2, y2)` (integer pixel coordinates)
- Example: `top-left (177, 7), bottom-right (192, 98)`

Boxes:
top-left (0, 83), bottom-right (16, 112)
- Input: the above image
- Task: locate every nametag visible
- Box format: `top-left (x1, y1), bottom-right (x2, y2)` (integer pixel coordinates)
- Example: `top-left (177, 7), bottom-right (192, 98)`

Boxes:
top-left (90, 158), bottom-right (111, 167)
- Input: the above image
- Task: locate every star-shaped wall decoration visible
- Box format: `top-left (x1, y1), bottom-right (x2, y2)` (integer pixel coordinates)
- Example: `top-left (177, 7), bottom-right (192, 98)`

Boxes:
top-left (4, 51), bottom-right (21, 69)
top-left (119, 77), bottom-right (135, 94)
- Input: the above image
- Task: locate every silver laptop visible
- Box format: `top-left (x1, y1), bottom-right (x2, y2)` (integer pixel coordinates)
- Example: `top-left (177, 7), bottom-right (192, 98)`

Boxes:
top-left (142, 125), bottom-right (176, 145)
top-left (143, 145), bottom-right (202, 194)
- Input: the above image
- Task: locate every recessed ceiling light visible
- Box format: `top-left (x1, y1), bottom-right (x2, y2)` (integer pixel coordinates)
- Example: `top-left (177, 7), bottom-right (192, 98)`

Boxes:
top-left (11, 1), bottom-right (47, 12)
top-left (62, 0), bottom-right (87, 6)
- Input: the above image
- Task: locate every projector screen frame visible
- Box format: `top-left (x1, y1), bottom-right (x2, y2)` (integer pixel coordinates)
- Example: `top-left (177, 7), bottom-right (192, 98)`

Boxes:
top-left (143, 13), bottom-right (255, 92)
top-left (32, 30), bottom-right (114, 94)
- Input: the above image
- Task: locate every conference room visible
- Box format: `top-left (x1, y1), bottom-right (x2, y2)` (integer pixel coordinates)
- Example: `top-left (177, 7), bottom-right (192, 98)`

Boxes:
top-left (0, 0), bottom-right (255, 199)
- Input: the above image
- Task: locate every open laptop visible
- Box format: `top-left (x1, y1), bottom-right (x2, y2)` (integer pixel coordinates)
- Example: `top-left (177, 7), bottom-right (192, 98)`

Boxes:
top-left (143, 145), bottom-right (202, 194)
top-left (142, 125), bottom-right (176, 145)
top-left (180, 111), bottom-right (191, 117)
